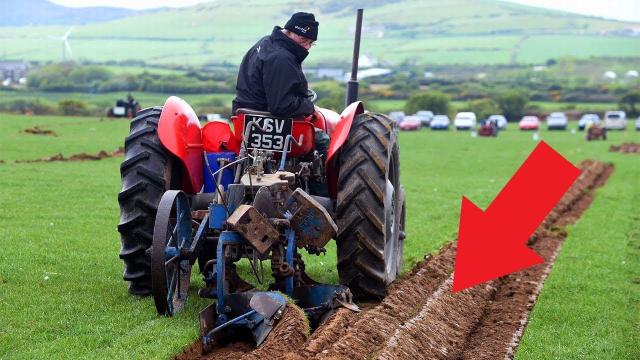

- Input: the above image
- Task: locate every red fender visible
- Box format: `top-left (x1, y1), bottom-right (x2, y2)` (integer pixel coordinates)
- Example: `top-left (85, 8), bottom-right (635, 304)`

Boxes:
top-left (158, 96), bottom-right (203, 193)
top-left (325, 101), bottom-right (365, 198)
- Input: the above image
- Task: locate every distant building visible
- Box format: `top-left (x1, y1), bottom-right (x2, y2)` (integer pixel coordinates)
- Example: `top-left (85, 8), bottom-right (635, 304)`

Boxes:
top-left (315, 68), bottom-right (345, 81)
top-left (345, 68), bottom-right (392, 81)
top-left (0, 61), bottom-right (30, 83)
top-left (603, 70), bottom-right (617, 80)
top-left (625, 70), bottom-right (639, 78)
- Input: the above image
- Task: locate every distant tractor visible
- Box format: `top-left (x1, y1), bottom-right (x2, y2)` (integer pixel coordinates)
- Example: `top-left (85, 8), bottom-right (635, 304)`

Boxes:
top-left (478, 119), bottom-right (498, 137)
top-left (107, 95), bottom-right (141, 118)
top-left (586, 123), bottom-right (607, 141)
top-left (117, 9), bottom-right (405, 352)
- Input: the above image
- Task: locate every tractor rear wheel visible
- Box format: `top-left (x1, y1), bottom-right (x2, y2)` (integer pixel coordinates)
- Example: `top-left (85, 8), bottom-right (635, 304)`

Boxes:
top-left (118, 107), bottom-right (180, 296)
top-left (335, 112), bottom-right (403, 299)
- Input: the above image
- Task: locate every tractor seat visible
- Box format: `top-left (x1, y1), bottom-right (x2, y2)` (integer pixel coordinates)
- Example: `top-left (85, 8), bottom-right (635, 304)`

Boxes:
top-left (235, 108), bottom-right (279, 117)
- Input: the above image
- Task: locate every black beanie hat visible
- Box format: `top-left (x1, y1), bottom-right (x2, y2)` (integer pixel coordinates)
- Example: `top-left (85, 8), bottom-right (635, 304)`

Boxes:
top-left (284, 12), bottom-right (319, 41)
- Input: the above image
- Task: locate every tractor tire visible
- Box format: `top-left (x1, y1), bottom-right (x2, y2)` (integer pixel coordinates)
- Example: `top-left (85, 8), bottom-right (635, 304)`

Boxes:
top-left (335, 112), bottom-right (403, 300)
top-left (118, 107), bottom-right (180, 296)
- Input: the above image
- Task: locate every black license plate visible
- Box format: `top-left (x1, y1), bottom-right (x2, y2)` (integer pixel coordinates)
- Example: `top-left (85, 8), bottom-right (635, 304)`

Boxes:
top-left (243, 114), bottom-right (293, 152)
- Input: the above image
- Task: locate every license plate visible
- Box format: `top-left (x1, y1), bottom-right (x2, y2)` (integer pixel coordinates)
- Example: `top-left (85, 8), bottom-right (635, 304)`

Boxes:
top-left (243, 114), bottom-right (293, 152)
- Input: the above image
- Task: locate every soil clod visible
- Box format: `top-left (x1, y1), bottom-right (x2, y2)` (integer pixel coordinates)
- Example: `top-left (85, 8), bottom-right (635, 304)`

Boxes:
top-left (14, 147), bottom-right (124, 164)
top-left (22, 126), bottom-right (57, 136)
top-left (609, 142), bottom-right (640, 154)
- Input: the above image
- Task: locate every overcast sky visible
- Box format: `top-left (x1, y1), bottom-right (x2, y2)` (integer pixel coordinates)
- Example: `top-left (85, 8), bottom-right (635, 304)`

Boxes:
top-left (49, 0), bottom-right (640, 22)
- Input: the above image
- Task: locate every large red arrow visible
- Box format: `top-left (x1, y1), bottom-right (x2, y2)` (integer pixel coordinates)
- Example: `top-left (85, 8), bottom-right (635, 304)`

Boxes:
top-left (452, 141), bottom-right (581, 292)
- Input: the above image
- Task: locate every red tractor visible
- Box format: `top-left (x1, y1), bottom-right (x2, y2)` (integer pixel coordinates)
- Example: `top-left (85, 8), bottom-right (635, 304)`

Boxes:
top-left (117, 9), bottom-right (404, 350)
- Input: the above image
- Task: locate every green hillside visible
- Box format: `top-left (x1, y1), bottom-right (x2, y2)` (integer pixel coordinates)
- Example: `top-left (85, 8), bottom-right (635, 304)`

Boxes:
top-left (1, 0), bottom-right (639, 66)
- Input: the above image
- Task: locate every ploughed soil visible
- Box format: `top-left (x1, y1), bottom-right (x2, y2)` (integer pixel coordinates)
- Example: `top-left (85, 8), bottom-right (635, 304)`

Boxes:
top-left (609, 142), bottom-right (640, 154)
top-left (22, 126), bottom-right (57, 136)
top-left (175, 160), bottom-right (612, 360)
top-left (11, 147), bottom-right (124, 164)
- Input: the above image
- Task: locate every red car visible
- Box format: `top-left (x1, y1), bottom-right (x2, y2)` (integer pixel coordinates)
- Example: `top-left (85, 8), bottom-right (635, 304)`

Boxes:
top-left (399, 116), bottom-right (421, 131)
top-left (519, 116), bottom-right (540, 131)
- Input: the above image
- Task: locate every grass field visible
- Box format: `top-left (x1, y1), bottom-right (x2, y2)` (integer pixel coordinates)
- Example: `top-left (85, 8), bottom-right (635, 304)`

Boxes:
top-left (0, 113), bottom-right (638, 359)
top-left (1, 0), bottom-right (639, 66)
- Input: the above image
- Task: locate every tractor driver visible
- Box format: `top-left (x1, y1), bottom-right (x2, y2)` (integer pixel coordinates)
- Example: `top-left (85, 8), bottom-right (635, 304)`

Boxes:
top-left (232, 12), bottom-right (330, 173)
top-left (232, 12), bottom-right (318, 118)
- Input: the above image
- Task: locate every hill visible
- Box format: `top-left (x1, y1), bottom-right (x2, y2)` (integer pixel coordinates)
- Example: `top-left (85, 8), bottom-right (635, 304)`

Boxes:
top-left (0, 0), bottom-right (139, 26)
top-left (0, 0), bottom-right (639, 66)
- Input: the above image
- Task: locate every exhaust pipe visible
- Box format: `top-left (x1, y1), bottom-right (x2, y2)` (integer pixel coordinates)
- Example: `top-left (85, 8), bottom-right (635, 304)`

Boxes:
top-left (345, 8), bottom-right (363, 108)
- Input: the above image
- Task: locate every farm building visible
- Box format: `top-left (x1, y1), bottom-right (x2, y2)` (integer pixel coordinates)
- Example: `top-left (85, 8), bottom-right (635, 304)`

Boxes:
top-left (0, 61), bottom-right (30, 83)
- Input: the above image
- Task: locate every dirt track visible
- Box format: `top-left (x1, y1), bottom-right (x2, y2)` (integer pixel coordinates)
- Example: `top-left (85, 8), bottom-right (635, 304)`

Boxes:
top-left (176, 160), bottom-right (612, 360)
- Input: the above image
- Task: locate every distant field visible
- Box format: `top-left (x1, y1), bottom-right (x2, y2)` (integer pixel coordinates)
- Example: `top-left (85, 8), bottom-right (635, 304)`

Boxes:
top-left (1, 0), bottom-right (639, 66)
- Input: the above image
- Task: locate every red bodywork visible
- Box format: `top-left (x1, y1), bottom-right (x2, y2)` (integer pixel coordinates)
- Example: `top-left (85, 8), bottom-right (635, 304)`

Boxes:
top-left (157, 96), bottom-right (364, 198)
top-left (158, 96), bottom-right (203, 193)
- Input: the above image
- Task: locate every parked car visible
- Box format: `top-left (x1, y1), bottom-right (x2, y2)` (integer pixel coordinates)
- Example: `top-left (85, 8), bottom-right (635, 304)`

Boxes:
top-left (636, 116), bottom-right (640, 131)
top-left (399, 116), bottom-right (421, 131)
top-left (430, 115), bottom-right (450, 130)
top-left (388, 111), bottom-right (405, 123)
top-left (454, 112), bottom-right (477, 130)
top-left (519, 115), bottom-right (540, 130)
top-left (578, 113), bottom-right (600, 131)
top-left (604, 110), bottom-right (627, 130)
top-left (546, 112), bottom-right (568, 130)
top-left (488, 114), bottom-right (507, 130)
top-left (414, 110), bottom-right (434, 126)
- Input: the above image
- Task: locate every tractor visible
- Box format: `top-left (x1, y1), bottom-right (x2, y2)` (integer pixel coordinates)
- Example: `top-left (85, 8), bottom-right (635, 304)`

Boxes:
top-left (106, 95), bottom-right (141, 118)
top-left (117, 9), bottom-right (405, 351)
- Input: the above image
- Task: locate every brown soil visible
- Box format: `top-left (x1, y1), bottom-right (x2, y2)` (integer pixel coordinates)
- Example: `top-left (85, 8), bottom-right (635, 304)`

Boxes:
top-left (22, 126), bottom-right (57, 136)
top-left (609, 142), bottom-right (640, 154)
top-left (175, 304), bottom-right (309, 360)
top-left (176, 160), bottom-right (612, 360)
top-left (13, 147), bottom-right (124, 164)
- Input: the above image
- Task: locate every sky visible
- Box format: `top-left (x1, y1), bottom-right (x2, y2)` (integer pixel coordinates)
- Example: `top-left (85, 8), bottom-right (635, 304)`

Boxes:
top-left (49, 0), bottom-right (640, 22)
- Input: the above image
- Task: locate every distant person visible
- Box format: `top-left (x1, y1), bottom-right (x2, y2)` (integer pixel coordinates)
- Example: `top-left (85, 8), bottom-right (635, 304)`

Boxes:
top-left (232, 12), bottom-right (318, 117)
top-left (127, 93), bottom-right (139, 117)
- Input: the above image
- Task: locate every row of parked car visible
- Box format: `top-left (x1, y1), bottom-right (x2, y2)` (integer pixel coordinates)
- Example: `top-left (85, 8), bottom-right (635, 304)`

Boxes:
top-left (389, 110), bottom-right (640, 131)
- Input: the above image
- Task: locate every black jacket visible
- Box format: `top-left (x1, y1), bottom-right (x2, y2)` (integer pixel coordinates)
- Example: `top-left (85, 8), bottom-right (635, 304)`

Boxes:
top-left (232, 27), bottom-right (314, 117)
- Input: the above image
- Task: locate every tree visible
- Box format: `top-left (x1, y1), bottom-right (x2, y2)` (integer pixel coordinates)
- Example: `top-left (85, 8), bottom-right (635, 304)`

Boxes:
top-left (313, 80), bottom-right (346, 111)
top-left (467, 98), bottom-right (500, 120)
top-left (619, 90), bottom-right (640, 117)
top-left (404, 91), bottom-right (450, 115)
top-left (496, 91), bottom-right (528, 121)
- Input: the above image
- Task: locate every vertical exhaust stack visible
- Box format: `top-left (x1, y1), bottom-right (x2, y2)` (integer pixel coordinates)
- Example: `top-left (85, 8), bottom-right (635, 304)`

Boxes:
top-left (345, 8), bottom-right (363, 108)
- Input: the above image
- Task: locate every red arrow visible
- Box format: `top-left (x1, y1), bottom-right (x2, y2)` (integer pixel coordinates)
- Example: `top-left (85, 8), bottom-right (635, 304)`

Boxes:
top-left (452, 141), bottom-right (581, 292)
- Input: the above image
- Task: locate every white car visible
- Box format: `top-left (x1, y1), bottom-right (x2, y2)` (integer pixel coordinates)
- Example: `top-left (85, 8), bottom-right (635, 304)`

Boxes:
top-left (546, 112), bottom-right (568, 130)
top-left (430, 115), bottom-right (450, 130)
top-left (454, 112), bottom-right (477, 130)
top-left (488, 115), bottom-right (507, 129)
top-left (604, 110), bottom-right (627, 130)
top-left (636, 116), bottom-right (640, 131)
top-left (578, 114), bottom-right (600, 131)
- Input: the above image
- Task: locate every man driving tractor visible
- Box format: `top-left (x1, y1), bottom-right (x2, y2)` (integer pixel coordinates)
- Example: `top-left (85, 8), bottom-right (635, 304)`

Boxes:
top-left (232, 12), bottom-right (318, 117)
top-left (232, 12), bottom-right (330, 195)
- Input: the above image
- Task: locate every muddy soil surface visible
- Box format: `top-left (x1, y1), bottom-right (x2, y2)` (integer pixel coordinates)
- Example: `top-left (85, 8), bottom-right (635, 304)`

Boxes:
top-left (12, 147), bottom-right (124, 164)
top-left (609, 142), bottom-right (640, 154)
top-left (176, 160), bottom-right (611, 360)
top-left (22, 126), bottom-right (57, 136)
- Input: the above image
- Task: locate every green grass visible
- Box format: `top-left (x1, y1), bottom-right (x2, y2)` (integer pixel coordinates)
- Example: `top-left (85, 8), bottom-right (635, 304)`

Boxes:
top-left (0, 114), bottom-right (638, 358)
top-left (516, 153), bottom-right (640, 358)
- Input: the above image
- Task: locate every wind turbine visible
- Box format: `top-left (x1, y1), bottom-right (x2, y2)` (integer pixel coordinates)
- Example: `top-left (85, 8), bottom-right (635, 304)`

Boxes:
top-left (48, 27), bottom-right (74, 62)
